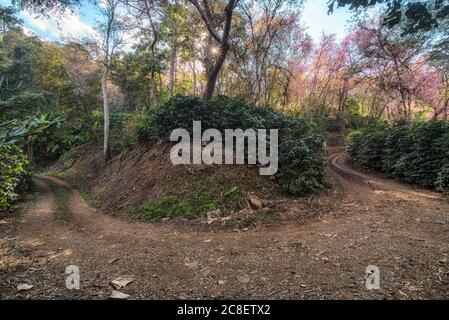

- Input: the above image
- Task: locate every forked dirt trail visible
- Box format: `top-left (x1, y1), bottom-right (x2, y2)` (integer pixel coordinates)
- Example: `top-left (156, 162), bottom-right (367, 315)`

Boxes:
top-left (1, 153), bottom-right (449, 299)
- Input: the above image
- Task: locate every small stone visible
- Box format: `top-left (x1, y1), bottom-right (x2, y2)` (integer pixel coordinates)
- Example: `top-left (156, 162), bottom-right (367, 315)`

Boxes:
top-left (207, 209), bottom-right (222, 224)
top-left (17, 284), bottom-right (34, 292)
top-left (248, 196), bottom-right (263, 210)
top-left (439, 258), bottom-right (447, 264)
top-left (185, 260), bottom-right (199, 269)
top-left (218, 280), bottom-right (226, 285)
top-left (237, 274), bottom-right (250, 283)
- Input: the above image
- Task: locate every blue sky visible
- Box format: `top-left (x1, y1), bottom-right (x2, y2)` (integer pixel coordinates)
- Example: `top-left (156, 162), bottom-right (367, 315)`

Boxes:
top-left (1, 0), bottom-right (351, 43)
top-left (302, 1), bottom-right (351, 41)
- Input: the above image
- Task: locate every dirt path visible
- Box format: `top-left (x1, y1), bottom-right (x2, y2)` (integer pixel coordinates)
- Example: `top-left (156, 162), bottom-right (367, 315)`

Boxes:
top-left (1, 153), bottom-right (449, 299)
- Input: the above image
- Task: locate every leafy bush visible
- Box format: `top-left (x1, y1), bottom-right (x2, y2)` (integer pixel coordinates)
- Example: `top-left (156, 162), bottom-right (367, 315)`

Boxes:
top-left (382, 123), bottom-right (413, 180)
top-left (125, 110), bottom-right (158, 148)
top-left (136, 196), bottom-right (194, 222)
top-left (347, 126), bottom-right (387, 171)
top-left (0, 110), bottom-right (83, 165)
top-left (109, 111), bottom-right (133, 151)
top-left (136, 95), bottom-right (326, 196)
top-left (0, 143), bottom-right (31, 211)
top-left (0, 91), bottom-right (54, 121)
top-left (347, 120), bottom-right (449, 191)
top-left (400, 121), bottom-right (449, 187)
top-left (345, 99), bottom-right (382, 129)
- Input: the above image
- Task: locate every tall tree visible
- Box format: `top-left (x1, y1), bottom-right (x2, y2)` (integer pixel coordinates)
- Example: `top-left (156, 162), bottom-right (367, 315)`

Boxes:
top-left (187, 0), bottom-right (238, 100)
top-left (231, 0), bottom-right (304, 106)
top-left (98, 0), bottom-right (124, 161)
top-left (122, 0), bottom-right (164, 106)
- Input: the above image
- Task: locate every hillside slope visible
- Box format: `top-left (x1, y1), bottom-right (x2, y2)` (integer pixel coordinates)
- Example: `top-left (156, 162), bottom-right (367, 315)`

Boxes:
top-left (53, 142), bottom-right (323, 227)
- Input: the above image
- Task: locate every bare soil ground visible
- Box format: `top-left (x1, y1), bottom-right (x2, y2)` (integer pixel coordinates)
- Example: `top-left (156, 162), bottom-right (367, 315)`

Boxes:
top-left (1, 152), bottom-right (449, 299)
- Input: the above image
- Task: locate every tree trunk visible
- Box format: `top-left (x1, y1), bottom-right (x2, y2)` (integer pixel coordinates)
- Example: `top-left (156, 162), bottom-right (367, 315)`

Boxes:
top-left (203, 44), bottom-right (229, 101)
top-left (149, 36), bottom-right (158, 107)
top-left (145, 2), bottom-right (159, 107)
top-left (102, 67), bottom-right (111, 162)
top-left (169, 40), bottom-right (177, 94)
top-left (191, 38), bottom-right (197, 95)
top-left (168, 0), bottom-right (179, 95)
top-left (190, 0), bottom-right (237, 101)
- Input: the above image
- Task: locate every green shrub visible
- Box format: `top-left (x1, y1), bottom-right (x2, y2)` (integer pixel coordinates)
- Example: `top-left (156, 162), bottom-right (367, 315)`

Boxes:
top-left (0, 91), bottom-right (54, 121)
top-left (0, 143), bottom-right (31, 211)
top-left (382, 123), bottom-right (413, 180)
top-left (121, 111), bottom-right (149, 148)
top-left (347, 120), bottom-right (449, 191)
top-left (345, 99), bottom-right (383, 129)
top-left (136, 196), bottom-right (194, 222)
top-left (400, 121), bottom-right (449, 187)
top-left (277, 134), bottom-right (326, 195)
top-left (135, 95), bottom-right (326, 196)
top-left (347, 127), bottom-right (387, 171)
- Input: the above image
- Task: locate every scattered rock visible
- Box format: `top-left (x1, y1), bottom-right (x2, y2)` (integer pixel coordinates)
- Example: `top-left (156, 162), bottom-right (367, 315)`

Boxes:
top-left (17, 284), bottom-right (34, 292)
top-left (108, 258), bottom-right (119, 264)
top-left (319, 233), bottom-right (336, 238)
top-left (438, 258), bottom-right (447, 264)
top-left (237, 274), bottom-right (250, 284)
top-left (185, 260), bottom-right (199, 269)
top-left (248, 196), bottom-right (263, 210)
top-left (110, 290), bottom-right (130, 299)
top-left (200, 268), bottom-right (211, 277)
top-left (207, 209), bottom-right (222, 224)
top-left (406, 285), bottom-right (423, 292)
top-left (218, 280), bottom-right (226, 285)
top-left (28, 267), bottom-right (41, 271)
top-left (111, 277), bottom-right (135, 289)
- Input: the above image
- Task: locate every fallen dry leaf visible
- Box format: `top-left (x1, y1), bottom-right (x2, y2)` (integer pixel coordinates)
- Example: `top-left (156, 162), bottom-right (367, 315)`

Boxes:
top-left (111, 277), bottom-right (135, 289)
top-left (110, 290), bottom-right (130, 299)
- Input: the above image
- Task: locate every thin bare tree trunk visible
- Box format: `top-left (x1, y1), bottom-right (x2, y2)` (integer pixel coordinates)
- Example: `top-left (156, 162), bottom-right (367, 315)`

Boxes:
top-left (191, 37), bottom-right (197, 95)
top-left (102, 67), bottom-right (111, 161)
top-left (169, 40), bottom-right (177, 94)
top-left (168, 0), bottom-right (179, 95)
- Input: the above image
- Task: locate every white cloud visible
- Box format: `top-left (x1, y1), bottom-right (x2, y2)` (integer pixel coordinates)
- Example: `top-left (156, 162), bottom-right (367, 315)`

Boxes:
top-left (22, 26), bottom-right (35, 36)
top-left (20, 9), bottom-right (97, 41)
top-left (19, 6), bottom-right (139, 52)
